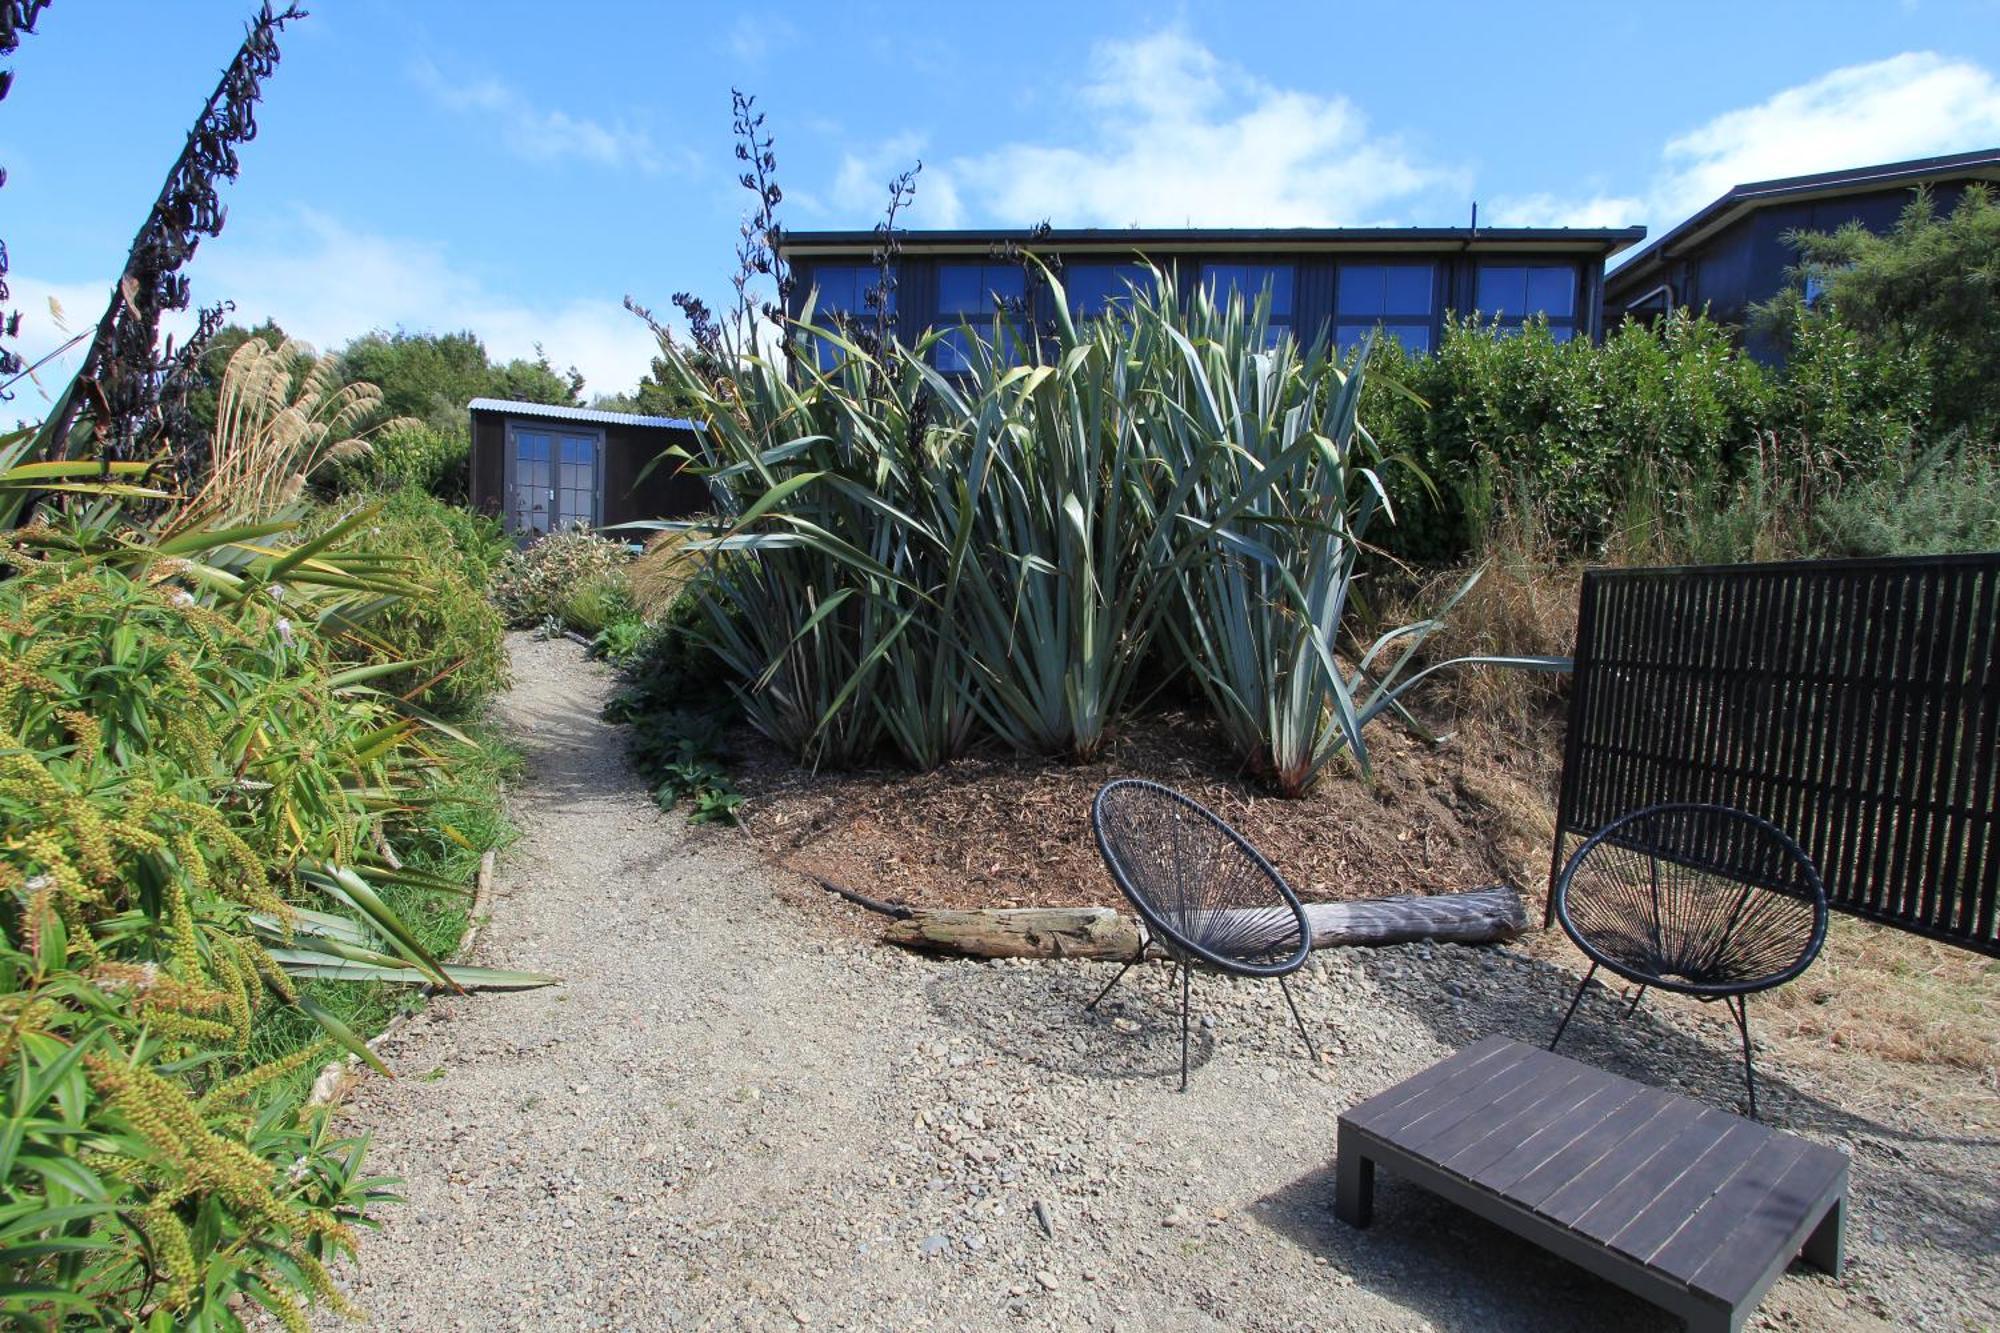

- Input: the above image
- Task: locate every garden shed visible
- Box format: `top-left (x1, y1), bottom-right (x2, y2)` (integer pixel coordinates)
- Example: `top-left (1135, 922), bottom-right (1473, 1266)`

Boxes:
top-left (468, 397), bottom-right (709, 538)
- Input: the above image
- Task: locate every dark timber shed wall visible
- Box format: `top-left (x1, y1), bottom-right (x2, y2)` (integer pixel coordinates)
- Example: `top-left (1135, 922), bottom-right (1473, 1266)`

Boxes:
top-left (468, 404), bottom-right (710, 533)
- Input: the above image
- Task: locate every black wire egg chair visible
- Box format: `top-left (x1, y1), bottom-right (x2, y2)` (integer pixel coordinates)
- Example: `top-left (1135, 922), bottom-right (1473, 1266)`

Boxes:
top-left (1549, 803), bottom-right (1829, 1119)
top-left (1089, 779), bottom-right (1316, 1091)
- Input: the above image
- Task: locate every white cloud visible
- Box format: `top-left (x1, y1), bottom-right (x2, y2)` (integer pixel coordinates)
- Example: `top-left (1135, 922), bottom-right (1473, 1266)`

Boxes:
top-left (410, 57), bottom-right (664, 172)
top-left (941, 29), bottom-right (1461, 227)
top-left (1492, 52), bottom-right (2000, 231)
top-left (726, 16), bottom-right (797, 65)
top-left (6, 211), bottom-right (663, 407)
top-left (833, 133), bottom-right (964, 228)
top-left (1482, 192), bottom-right (1644, 229)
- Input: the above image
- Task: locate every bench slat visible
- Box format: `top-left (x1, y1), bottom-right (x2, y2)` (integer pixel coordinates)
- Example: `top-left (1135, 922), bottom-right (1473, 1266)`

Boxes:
top-left (1338, 1039), bottom-right (1849, 1331)
top-left (1341, 1034), bottom-right (1515, 1126)
top-left (1466, 1077), bottom-right (1651, 1193)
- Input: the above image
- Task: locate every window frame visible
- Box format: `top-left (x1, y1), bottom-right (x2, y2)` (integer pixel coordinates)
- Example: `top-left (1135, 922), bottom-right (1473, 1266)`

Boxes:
top-left (1473, 261), bottom-right (1582, 341)
top-left (801, 262), bottom-right (898, 368)
top-left (1062, 260), bottom-right (1154, 323)
top-left (932, 260), bottom-right (1031, 372)
top-left (501, 419), bottom-right (602, 538)
top-left (1198, 260), bottom-right (1297, 343)
top-left (1333, 260), bottom-right (1439, 357)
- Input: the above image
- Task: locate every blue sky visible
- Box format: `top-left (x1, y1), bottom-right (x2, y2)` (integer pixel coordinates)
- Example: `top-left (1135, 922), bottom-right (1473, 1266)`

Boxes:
top-left (5, 1), bottom-right (1999, 402)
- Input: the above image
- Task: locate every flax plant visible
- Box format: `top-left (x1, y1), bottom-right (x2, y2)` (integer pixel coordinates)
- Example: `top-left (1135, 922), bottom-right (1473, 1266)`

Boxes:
top-left (638, 262), bottom-right (1561, 788)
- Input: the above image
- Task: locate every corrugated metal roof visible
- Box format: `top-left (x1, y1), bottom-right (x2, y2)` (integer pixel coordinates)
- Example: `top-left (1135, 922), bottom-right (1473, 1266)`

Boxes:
top-left (467, 397), bottom-right (702, 431)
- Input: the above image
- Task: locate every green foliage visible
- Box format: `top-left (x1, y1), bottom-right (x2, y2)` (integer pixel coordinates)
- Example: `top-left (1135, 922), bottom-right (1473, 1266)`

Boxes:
top-left (1763, 296), bottom-right (1930, 475)
top-left (638, 266), bottom-right (1558, 793)
top-left (490, 528), bottom-right (632, 629)
top-left (1765, 184), bottom-right (2000, 439)
top-left (589, 616), bottom-right (648, 664)
top-left (0, 504), bottom-right (541, 1328)
top-left (325, 419), bottom-right (471, 502)
top-left (308, 490), bottom-right (511, 718)
top-left (603, 600), bottom-right (743, 824)
top-left (1814, 444), bottom-right (2000, 557)
top-left (558, 569), bottom-right (637, 638)
top-left (336, 331), bottom-right (579, 436)
top-left (1364, 313), bottom-right (1776, 560)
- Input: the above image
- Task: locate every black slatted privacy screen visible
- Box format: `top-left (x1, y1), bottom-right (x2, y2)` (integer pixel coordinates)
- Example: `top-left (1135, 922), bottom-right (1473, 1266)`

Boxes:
top-left (1551, 553), bottom-right (2000, 957)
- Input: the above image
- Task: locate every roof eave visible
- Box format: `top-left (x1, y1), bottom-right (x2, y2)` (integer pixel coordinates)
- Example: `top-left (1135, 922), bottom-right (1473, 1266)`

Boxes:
top-left (778, 226), bottom-right (1647, 260)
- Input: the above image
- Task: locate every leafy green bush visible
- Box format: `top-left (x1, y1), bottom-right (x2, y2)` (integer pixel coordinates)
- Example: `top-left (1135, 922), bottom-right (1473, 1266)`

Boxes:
top-left (324, 419), bottom-right (470, 501)
top-left (603, 597), bottom-right (743, 823)
top-left (558, 568), bottom-right (637, 637)
top-left (311, 490), bottom-right (510, 718)
top-left (0, 505), bottom-right (541, 1328)
top-left (1762, 184), bottom-right (1999, 441)
top-left (490, 528), bottom-right (631, 628)
top-left (590, 615), bottom-right (648, 664)
top-left (1363, 312), bottom-right (1777, 560)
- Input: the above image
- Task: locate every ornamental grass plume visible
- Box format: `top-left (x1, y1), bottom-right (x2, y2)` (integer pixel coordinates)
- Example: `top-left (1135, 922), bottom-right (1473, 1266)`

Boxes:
top-left (174, 335), bottom-right (417, 527)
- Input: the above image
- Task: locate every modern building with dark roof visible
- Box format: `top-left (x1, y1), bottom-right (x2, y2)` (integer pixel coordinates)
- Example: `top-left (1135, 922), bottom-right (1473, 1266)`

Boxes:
top-left (467, 397), bottom-right (709, 539)
top-left (1604, 147), bottom-right (2000, 355)
top-left (778, 225), bottom-right (1647, 365)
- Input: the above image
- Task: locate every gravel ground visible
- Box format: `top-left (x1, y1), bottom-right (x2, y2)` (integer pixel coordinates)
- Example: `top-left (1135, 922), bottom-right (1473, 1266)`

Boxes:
top-left (320, 635), bottom-right (1998, 1331)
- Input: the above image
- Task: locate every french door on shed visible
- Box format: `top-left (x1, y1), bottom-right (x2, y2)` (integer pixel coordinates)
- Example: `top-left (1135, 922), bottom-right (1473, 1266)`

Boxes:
top-left (504, 424), bottom-right (602, 537)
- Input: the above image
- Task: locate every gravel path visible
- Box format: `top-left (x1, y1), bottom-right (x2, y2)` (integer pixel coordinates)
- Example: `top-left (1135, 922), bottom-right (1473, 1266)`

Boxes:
top-left (322, 635), bottom-right (1997, 1331)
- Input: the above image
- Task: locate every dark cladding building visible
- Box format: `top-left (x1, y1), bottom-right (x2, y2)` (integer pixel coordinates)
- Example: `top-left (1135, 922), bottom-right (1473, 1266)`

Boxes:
top-left (778, 225), bottom-right (1647, 366)
top-left (468, 398), bottom-right (709, 540)
top-left (1604, 148), bottom-right (2000, 357)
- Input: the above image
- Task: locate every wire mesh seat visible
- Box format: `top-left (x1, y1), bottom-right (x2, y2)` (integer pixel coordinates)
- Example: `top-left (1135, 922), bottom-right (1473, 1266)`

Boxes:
top-left (1089, 779), bottom-right (1315, 1090)
top-left (1549, 803), bottom-right (1829, 1118)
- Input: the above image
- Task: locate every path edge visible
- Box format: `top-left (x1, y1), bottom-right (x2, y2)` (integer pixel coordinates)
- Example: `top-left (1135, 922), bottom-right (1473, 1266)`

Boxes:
top-left (306, 847), bottom-right (497, 1108)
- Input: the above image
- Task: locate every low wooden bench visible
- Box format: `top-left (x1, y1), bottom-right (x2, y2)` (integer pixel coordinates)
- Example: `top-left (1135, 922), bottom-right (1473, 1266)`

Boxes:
top-left (1336, 1036), bottom-right (1847, 1333)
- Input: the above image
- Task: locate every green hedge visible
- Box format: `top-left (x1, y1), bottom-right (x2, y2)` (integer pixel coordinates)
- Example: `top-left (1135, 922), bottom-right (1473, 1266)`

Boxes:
top-left (1362, 311), bottom-right (1930, 562)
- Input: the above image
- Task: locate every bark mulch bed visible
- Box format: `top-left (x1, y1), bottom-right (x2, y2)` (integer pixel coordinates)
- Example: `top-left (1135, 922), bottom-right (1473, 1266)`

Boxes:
top-left (734, 705), bottom-right (1566, 917)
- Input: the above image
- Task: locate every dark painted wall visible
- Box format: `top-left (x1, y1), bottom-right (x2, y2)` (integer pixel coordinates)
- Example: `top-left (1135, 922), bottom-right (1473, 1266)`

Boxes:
top-left (469, 411), bottom-right (711, 533)
top-left (470, 413), bottom-right (506, 518)
top-left (1609, 178), bottom-right (1978, 360)
top-left (787, 246), bottom-right (1617, 351)
top-left (602, 424), bottom-right (709, 525)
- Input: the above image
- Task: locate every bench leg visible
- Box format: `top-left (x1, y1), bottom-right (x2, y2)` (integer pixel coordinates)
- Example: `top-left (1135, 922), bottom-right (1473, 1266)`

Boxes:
top-left (1335, 1123), bottom-right (1374, 1228)
top-left (1802, 1193), bottom-right (1846, 1277)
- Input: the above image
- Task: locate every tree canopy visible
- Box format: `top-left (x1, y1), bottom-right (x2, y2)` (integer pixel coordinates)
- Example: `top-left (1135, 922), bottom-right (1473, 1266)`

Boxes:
top-left (1766, 185), bottom-right (2000, 439)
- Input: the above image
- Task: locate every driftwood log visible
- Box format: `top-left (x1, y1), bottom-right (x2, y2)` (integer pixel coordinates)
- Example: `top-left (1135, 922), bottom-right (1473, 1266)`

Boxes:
top-left (880, 887), bottom-right (1528, 960)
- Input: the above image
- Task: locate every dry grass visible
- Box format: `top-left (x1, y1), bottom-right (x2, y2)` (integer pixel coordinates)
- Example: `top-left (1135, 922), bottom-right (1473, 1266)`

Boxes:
top-left (1760, 917), bottom-right (2000, 1081)
top-left (628, 523), bottom-right (707, 618)
top-left (1394, 557), bottom-right (1580, 726)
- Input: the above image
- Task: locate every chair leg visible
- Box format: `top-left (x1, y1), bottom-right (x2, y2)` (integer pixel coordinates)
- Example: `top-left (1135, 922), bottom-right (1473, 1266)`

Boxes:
top-left (1624, 984), bottom-right (1649, 1018)
top-left (1178, 960), bottom-right (1191, 1093)
top-left (1549, 962), bottom-right (1597, 1051)
top-left (1277, 975), bottom-right (1315, 1060)
top-left (1729, 993), bottom-right (1758, 1120)
top-left (1085, 953), bottom-right (1141, 1012)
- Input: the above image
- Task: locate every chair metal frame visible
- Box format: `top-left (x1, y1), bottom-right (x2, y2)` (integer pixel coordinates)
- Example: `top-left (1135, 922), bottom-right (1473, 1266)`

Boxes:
top-left (1548, 802), bottom-right (1829, 1118)
top-left (1089, 779), bottom-right (1316, 1090)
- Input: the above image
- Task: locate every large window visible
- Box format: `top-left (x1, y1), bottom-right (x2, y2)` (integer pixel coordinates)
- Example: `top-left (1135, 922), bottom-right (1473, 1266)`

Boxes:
top-left (804, 263), bottom-right (895, 368)
top-left (1475, 263), bottom-right (1579, 341)
top-left (1064, 261), bottom-right (1152, 321)
top-left (934, 262), bottom-right (1027, 372)
top-left (1335, 263), bottom-right (1435, 355)
top-left (1200, 262), bottom-right (1295, 343)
